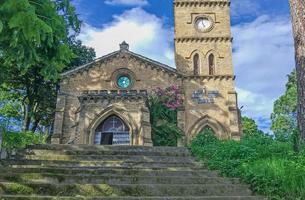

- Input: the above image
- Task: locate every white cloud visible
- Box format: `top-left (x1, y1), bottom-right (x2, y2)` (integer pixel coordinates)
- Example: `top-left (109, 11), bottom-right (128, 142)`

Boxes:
top-left (237, 87), bottom-right (275, 118)
top-left (105, 0), bottom-right (148, 6)
top-left (231, 0), bottom-right (260, 17)
top-left (78, 7), bottom-right (174, 67)
top-left (233, 15), bottom-right (295, 131)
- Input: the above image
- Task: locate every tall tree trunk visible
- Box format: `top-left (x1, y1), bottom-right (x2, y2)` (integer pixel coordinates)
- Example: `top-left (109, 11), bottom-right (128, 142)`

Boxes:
top-left (22, 104), bottom-right (31, 132)
top-left (289, 0), bottom-right (305, 142)
top-left (31, 118), bottom-right (40, 133)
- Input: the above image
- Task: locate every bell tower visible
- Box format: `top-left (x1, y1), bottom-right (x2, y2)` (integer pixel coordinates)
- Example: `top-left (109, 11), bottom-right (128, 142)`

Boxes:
top-left (174, 0), bottom-right (242, 142)
top-left (174, 0), bottom-right (234, 76)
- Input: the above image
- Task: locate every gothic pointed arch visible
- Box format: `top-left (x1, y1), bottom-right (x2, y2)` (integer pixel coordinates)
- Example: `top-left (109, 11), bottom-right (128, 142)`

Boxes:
top-left (188, 114), bottom-right (229, 141)
top-left (87, 104), bottom-right (139, 145)
top-left (208, 53), bottom-right (215, 75)
top-left (94, 115), bottom-right (130, 145)
top-left (193, 53), bottom-right (200, 75)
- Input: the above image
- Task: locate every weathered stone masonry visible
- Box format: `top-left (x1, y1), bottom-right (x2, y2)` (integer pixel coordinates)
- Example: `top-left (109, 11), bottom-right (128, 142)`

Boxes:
top-left (52, 0), bottom-right (241, 146)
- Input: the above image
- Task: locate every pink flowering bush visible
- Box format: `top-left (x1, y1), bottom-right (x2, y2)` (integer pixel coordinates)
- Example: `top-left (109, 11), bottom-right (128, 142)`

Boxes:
top-left (154, 85), bottom-right (183, 110)
top-left (148, 85), bottom-right (183, 146)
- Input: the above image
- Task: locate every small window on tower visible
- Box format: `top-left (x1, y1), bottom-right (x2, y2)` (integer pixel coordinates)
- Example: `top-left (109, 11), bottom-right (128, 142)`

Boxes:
top-left (208, 54), bottom-right (215, 75)
top-left (193, 53), bottom-right (200, 75)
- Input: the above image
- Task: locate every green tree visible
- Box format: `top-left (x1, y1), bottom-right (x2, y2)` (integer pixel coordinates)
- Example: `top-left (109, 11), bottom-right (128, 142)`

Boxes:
top-left (271, 70), bottom-right (298, 141)
top-left (241, 116), bottom-right (264, 136)
top-left (289, 0), bottom-right (305, 142)
top-left (65, 37), bottom-right (96, 71)
top-left (0, 0), bottom-right (94, 132)
top-left (0, 89), bottom-right (22, 130)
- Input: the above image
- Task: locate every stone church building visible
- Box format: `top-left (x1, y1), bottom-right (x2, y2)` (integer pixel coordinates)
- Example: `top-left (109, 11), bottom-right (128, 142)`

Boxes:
top-left (52, 0), bottom-right (241, 146)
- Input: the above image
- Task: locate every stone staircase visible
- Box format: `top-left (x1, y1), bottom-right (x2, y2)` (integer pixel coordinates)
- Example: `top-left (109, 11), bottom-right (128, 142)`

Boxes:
top-left (0, 145), bottom-right (266, 200)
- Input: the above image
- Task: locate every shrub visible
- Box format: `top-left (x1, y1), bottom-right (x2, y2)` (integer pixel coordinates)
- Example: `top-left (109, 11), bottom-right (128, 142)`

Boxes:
top-left (2, 130), bottom-right (47, 150)
top-left (191, 131), bottom-right (305, 199)
top-left (241, 158), bottom-right (305, 200)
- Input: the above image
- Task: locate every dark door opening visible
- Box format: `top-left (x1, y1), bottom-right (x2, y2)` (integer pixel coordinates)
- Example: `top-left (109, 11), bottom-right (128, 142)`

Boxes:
top-left (101, 132), bottom-right (113, 145)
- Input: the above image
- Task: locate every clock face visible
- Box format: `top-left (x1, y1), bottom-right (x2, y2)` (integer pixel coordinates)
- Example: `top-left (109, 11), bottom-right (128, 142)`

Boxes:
top-left (195, 18), bottom-right (212, 32)
top-left (117, 75), bottom-right (131, 89)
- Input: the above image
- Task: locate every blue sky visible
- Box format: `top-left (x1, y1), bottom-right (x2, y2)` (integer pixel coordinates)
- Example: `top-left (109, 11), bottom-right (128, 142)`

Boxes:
top-left (71, 0), bottom-right (295, 133)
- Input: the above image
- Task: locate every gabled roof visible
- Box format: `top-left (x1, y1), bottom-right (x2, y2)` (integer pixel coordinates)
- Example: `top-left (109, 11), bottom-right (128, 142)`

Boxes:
top-left (61, 42), bottom-right (178, 78)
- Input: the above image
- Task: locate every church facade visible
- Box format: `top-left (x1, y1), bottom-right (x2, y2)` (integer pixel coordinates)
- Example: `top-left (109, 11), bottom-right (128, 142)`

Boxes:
top-left (52, 0), bottom-right (241, 146)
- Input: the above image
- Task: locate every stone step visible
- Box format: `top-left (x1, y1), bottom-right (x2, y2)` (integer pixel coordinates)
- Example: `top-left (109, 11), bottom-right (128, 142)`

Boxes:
top-left (1, 145), bottom-right (264, 199)
top-left (0, 182), bottom-right (254, 196)
top-left (0, 167), bottom-right (218, 177)
top-left (0, 173), bottom-right (239, 185)
top-left (18, 154), bottom-right (196, 163)
top-left (27, 145), bottom-right (190, 154)
top-left (19, 149), bottom-right (191, 157)
top-left (0, 195), bottom-right (267, 200)
top-left (0, 160), bottom-right (202, 168)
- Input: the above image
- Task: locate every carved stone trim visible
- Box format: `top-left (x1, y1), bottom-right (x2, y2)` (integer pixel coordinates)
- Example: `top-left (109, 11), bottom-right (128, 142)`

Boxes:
top-left (175, 37), bottom-right (232, 43)
top-left (183, 75), bottom-right (235, 80)
top-left (174, 0), bottom-right (230, 7)
top-left (110, 68), bottom-right (136, 89)
top-left (61, 50), bottom-right (182, 80)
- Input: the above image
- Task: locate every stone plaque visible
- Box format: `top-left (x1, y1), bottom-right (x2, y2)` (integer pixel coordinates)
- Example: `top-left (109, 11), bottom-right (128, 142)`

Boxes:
top-left (192, 88), bottom-right (219, 104)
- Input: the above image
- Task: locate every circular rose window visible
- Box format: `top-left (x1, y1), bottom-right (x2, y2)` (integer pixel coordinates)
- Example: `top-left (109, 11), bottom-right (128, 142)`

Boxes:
top-left (117, 75), bottom-right (131, 89)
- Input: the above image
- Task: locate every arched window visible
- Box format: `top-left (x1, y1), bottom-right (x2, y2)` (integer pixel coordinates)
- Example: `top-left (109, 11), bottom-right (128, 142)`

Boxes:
top-left (94, 115), bottom-right (130, 145)
top-left (208, 54), bottom-right (215, 75)
top-left (193, 53), bottom-right (200, 75)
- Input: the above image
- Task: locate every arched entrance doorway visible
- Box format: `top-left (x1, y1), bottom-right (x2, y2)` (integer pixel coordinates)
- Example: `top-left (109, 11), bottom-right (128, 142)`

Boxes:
top-left (94, 115), bottom-right (130, 145)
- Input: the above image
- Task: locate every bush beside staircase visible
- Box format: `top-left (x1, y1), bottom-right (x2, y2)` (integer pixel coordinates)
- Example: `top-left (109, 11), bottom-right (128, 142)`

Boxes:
top-left (0, 145), bottom-right (266, 200)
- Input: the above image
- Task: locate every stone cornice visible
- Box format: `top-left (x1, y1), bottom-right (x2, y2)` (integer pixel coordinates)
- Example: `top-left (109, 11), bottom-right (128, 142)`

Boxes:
top-left (78, 94), bottom-right (147, 103)
top-left (61, 51), bottom-right (119, 78)
top-left (61, 49), bottom-right (181, 79)
top-left (183, 75), bottom-right (235, 80)
top-left (174, 0), bottom-right (230, 7)
top-left (175, 37), bottom-right (232, 43)
top-left (78, 90), bottom-right (149, 103)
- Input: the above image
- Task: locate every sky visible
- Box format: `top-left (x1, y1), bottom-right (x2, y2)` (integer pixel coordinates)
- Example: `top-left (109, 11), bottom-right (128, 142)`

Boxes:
top-left (71, 0), bottom-right (295, 133)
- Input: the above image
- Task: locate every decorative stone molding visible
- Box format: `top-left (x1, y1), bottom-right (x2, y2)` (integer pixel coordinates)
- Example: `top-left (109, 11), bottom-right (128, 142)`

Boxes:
top-left (175, 37), bottom-right (232, 43)
top-left (183, 75), bottom-right (236, 81)
top-left (61, 47), bottom-right (182, 80)
top-left (110, 68), bottom-right (138, 89)
top-left (174, 0), bottom-right (230, 7)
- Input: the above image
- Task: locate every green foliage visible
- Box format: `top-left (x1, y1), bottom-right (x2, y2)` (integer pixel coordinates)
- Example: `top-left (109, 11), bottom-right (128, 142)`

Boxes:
top-left (148, 95), bottom-right (182, 147)
top-left (65, 37), bottom-right (96, 71)
top-left (0, 0), bottom-right (79, 80)
top-left (241, 116), bottom-right (263, 135)
top-left (2, 130), bottom-right (47, 150)
top-left (0, 89), bottom-right (22, 129)
top-left (271, 70), bottom-right (298, 141)
top-left (241, 158), bottom-right (305, 199)
top-left (191, 130), bottom-right (305, 200)
top-left (0, 0), bottom-right (95, 132)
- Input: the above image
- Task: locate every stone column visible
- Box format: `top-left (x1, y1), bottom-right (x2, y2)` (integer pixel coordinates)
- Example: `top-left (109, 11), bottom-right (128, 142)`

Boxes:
top-left (177, 108), bottom-right (186, 147)
top-left (51, 94), bottom-right (66, 144)
top-left (227, 91), bottom-right (241, 140)
top-left (141, 107), bottom-right (153, 146)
